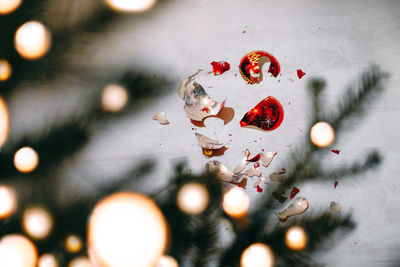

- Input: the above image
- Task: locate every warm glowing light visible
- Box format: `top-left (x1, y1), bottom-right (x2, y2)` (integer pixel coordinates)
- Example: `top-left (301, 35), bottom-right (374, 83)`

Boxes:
top-left (0, 0), bottom-right (22, 14)
top-left (0, 234), bottom-right (38, 267)
top-left (38, 253), bottom-right (58, 267)
top-left (0, 96), bottom-right (9, 148)
top-left (223, 187), bottom-right (250, 218)
top-left (177, 183), bottom-right (209, 215)
top-left (68, 257), bottom-right (90, 267)
top-left (105, 0), bottom-right (156, 12)
top-left (240, 243), bottom-right (274, 267)
top-left (0, 185), bottom-right (17, 218)
top-left (22, 207), bottom-right (53, 239)
top-left (14, 21), bottom-right (51, 60)
top-left (65, 235), bottom-right (83, 253)
top-left (88, 192), bottom-right (168, 267)
top-left (155, 255), bottom-right (179, 267)
top-left (310, 121), bottom-right (335, 148)
top-left (285, 226), bottom-right (307, 250)
top-left (14, 146), bottom-right (39, 173)
top-left (101, 84), bottom-right (128, 112)
top-left (0, 59), bottom-right (12, 81)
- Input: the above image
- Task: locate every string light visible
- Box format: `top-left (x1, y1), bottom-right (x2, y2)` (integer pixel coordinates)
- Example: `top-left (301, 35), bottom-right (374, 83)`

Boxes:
top-left (14, 21), bottom-right (51, 60)
top-left (155, 255), bottom-right (179, 267)
top-left (0, 59), bottom-right (12, 81)
top-left (14, 146), bottom-right (39, 173)
top-left (310, 121), bottom-right (335, 148)
top-left (177, 183), bottom-right (209, 215)
top-left (223, 187), bottom-right (250, 218)
top-left (105, 0), bottom-right (156, 13)
top-left (68, 257), bottom-right (90, 267)
top-left (88, 192), bottom-right (168, 267)
top-left (285, 226), bottom-right (307, 250)
top-left (101, 84), bottom-right (128, 112)
top-left (0, 96), bottom-right (9, 148)
top-left (240, 243), bottom-right (274, 267)
top-left (22, 206), bottom-right (53, 239)
top-left (0, 0), bottom-right (22, 15)
top-left (0, 185), bottom-right (17, 219)
top-left (65, 235), bottom-right (83, 253)
top-left (38, 253), bottom-right (58, 267)
top-left (0, 234), bottom-right (38, 267)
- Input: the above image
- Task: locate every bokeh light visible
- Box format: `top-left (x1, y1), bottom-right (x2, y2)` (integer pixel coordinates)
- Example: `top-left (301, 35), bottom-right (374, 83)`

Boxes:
top-left (105, 0), bottom-right (156, 13)
top-left (88, 192), bottom-right (168, 267)
top-left (65, 235), bottom-right (83, 253)
top-left (68, 257), bottom-right (90, 267)
top-left (14, 21), bottom-right (51, 60)
top-left (0, 234), bottom-right (38, 267)
top-left (155, 255), bottom-right (179, 267)
top-left (22, 206), bottom-right (53, 239)
top-left (0, 185), bottom-right (17, 219)
top-left (240, 243), bottom-right (274, 267)
top-left (177, 183), bottom-right (209, 215)
top-left (310, 121), bottom-right (335, 148)
top-left (0, 96), bottom-right (9, 148)
top-left (0, 59), bottom-right (12, 81)
top-left (223, 187), bottom-right (250, 218)
top-left (101, 84), bottom-right (128, 112)
top-left (14, 146), bottom-right (39, 173)
top-left (0, 0), bottom-right (22, 15)
top-left (285, 226), bottom-right (307, 251)
top-left (38, 253), bottom-right (58, 267)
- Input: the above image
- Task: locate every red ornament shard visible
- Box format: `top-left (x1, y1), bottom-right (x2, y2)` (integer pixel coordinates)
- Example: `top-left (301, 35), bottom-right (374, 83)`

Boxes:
top-left (331, 149), bottom-right (340, 154)
top-left (211, 61), bottom-right (230, 75)
top-left (240, 96), bottom-right (284, 131)
top-left (297, 69), bottom-right (306, 79)
top-left (290, 187), bottom-right (300, 199)
top-left (257, 185), bottom-right (263, 193)
top-left (247, 154), bottom-right (261, 162)
top-left (239, 51), bottom-right (280, 84)
top-left (334, 181), bottom-right (338, 189)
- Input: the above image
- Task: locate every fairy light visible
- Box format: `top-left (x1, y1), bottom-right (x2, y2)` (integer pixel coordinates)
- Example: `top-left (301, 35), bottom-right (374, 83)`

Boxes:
top-left (14, 147), bottom-right (39, 173)
top-left (65, 235), bottom-right (83, 253)
top-left (38, 253), bottom-right (58, 267)
top-left (155, 255), bottom-right (179, 267)
top-left (240, 243), bottom-right (274, 267)
top-left (285, 226), bottom-right (307, 250)
top-left (105, 0), bottom-right (156, 13)
top-left (0, 0), bottom-right (22, 14)
top-left (14, 21), bottom-right (51, 60)
top-left (223, 187), bottom-right (250, 218)
top-left (0, 59), bottom-right (12, 81)
top-left (0, 234), bottom-right (38, 267)
top-left (101, 84), bottom-right (128, 112)
top-left (0, 96), bottom-right (9, 148)
top-left (0, 185), bottom-right (17, 219)
top-left (22, 207), bottom-right (53, 240)
top-left (310, 121), bottom-right (335, 148)
top-left (68, 257), bottom-right (90, 267)
top-left (88, 192), bottom-right (168, 267)
top-left (177, 183), bottom-right (209, 215)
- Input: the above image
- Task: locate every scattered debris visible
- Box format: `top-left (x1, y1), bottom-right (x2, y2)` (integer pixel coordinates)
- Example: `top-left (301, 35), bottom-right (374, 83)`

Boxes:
top-left (152, 112), bottom-right (169, 125)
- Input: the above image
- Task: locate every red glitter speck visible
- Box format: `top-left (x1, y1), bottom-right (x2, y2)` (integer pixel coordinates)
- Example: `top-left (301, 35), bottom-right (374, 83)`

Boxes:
top-left (334, 181), bottom-right (338, 189)
top-left (297, 69), bottom-right (306, 79)
top-left (242, 30), bottom-right (247, 34)
top-left (257, 185), bottom-right (263, 193)
top-left (290, 187), bottom-right (300, 199)
top-left (201, 106), bottom-right (210, 113)
top-left (211, 61), bottom-right (230, 75)
top-left (331, 149), bottom-right (340, 154)
top-left (228, 133), bottom-right (232, 136)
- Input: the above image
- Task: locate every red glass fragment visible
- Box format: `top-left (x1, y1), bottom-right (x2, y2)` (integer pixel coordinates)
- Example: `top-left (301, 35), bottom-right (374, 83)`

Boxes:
top-left (254, 162), bottom-right (260, 168)
top-left (240, 96), bottom-right (284, 131)
top-left (239, 51), bottom-right (280, 84)
top-left (297, 69), bottom-right (306, 79)
top-left (247, 154), bottom-right (261, 162)
top-left (257, 185), bottom-right (263, 193)
top-left (334, 181), bottom-right (338, 189)
top-left (272, 191), bottom-right (287, 203)
top-left (331, 149), bottom-right (340, 154)
top-left (290, 186), bottom-right (300, 199)
top-left (211, 61), bottom-right (230, 75)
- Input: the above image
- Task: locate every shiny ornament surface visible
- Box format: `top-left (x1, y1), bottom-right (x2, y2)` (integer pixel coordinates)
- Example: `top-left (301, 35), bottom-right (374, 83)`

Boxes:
top-left (239, 50), bottom-right (280, 84)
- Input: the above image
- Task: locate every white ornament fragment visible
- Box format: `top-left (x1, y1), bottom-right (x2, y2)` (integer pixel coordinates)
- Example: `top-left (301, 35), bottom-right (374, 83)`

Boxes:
top-left (205, 160), bottom-right (244, 183)
top-left (233, 149), bottom-right (250, 174)
top-left (329, 201), bottom-right (342, 213)
top-left (152, 112), bottom-right (169, 125)
top-left (244, 166), bottom-right (262, 178)
top-left (195, 133), bottom-right (224, 150)
top-left (276, 197), bottom-right (309, 222)
top-left (253, 177), bottom-right (267, 188)
top-left (260, 152), bottom-right (277, 168)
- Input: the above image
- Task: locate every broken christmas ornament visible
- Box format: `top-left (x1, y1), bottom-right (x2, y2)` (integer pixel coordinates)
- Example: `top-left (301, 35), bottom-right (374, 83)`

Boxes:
top-left (233, 149), bottom-right (251, 174)
top-left (211, 61), bottom-right (230, 75)
top-left (329, 201), bottom-right (342, 213)
top-left (240, 96), bottom-right (284, 131)
top-left (276, 197), bottom-right (309, 222)
top-left (195, 133), bottom-right (226, 157)
top-left (260, 151), bottom-right (277, 167)
top-left (178, 72), bottom-right (226, 121)
top-left (152, 112), bottom-right (169, 125)
top-left (205, 160), bottom-right (244, 183)
top-left (239, 50), bottom-right (280, 84)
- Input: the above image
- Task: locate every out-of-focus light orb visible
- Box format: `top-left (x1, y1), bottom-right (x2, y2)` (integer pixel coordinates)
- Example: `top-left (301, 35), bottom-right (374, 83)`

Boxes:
top-left (38, 253), bottom-right (58, 267)
top-left (65, 235), bottom-right (83, 253)
top-left (88, 192), bottom-right (168, 267)
top-left (285, 226), bottom-right (307, 251)
top-left (177, 183), bottom-right (209, 215)
top-left (223, 187), bottom-right (250, 218)
top-left (310, 121), bottom-right (335, 148)
top-left (0, 234), bottom-right (38, 267)
top-left (68, 257), bottom-right (90, 267)
top-left (14, 21), bottom-right (51, 60)
top-left (0, 59), bottom-right (12, 81)
top-left (155, 255), bottom-right (178, 267)
top-left (0, 0), bottom-right (22, 14)
top-left (0, 185), bottom-right (17, 218)
top-left (14, 146), bottom-right (39, 173)
top-left (0, 96), bottom-right (9, 148)
top-left (105, 0), bottom-right (156, 13)
top-left (22, 206), bottom-right (53, 239)
top-left (240, 243), bottom-right (274, 267)
top-left (101, 84), bottom-right (128, 112)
